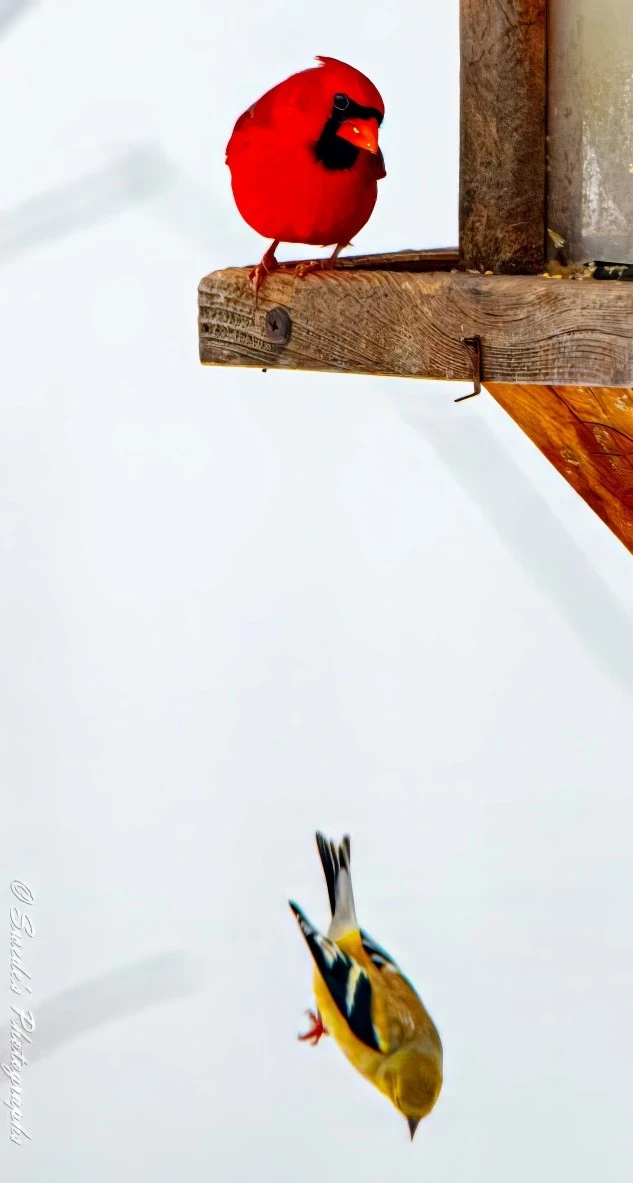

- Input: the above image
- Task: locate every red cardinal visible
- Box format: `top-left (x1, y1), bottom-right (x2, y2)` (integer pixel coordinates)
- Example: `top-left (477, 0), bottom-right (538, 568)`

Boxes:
top-left (226, 56), bottom-right (385, 298)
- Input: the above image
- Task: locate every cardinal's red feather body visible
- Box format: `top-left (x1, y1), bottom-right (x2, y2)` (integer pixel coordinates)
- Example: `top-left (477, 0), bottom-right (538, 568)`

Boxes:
top-left (226, 57), bottom-right (385, 294)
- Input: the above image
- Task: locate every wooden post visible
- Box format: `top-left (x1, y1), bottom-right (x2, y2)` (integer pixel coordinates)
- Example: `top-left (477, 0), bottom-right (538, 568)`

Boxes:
top-left (459, 0), bottom-right (547, 273)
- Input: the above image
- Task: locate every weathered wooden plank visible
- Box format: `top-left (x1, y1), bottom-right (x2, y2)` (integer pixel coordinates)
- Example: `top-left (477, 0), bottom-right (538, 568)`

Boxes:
top-left (199, 267), bottom-right (633, 386)
top-left (485, 383), bottom-right (633, 551)
top-left (459, 0), bottom-right (547, 274)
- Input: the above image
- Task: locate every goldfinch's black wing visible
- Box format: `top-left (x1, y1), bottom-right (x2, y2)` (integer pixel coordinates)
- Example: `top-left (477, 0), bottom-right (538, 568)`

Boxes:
top-left (289, 902), bottom-right (382, 1053)
top-left (360, 929), bottom-right (417, 996)
top-left (360, 930), bottom-right (400, 972)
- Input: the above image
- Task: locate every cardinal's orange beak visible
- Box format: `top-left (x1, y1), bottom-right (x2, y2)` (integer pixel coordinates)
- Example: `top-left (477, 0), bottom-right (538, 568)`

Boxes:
top-left (335, 116), bottom-right (380, 155)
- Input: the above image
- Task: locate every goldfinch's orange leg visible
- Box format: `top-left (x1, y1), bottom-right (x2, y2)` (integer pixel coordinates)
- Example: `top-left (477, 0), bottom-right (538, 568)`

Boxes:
top-left (249, 240), bottom-right (280, 304)
top-left (298, 1008), bottom-right (328, 1046)
top-left (291, 242), bottom-right (350, 281)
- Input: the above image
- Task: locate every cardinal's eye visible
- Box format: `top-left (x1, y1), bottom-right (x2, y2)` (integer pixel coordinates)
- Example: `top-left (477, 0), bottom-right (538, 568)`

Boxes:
top-left (333, 93), bottom-right (350, 111)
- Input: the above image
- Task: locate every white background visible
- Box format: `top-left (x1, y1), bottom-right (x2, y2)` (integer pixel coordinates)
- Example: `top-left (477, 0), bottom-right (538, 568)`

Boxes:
top-left (1, 1), bottom-right (632, 1179)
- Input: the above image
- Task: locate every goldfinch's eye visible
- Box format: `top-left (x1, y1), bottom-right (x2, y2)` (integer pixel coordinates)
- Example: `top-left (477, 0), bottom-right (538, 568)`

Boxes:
top-left (333, 93), bottom-right (350, 111)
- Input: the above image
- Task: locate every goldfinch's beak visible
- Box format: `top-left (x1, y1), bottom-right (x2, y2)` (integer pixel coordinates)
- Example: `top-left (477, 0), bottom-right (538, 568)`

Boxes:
top-left (335, 116), bottom-right (380, 155)
top-left (407, 1116), bottom-right (420, 1141)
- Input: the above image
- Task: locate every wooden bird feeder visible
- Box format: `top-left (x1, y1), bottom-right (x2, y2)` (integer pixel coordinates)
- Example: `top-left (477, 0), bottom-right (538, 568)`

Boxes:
top-left (199, 0), bottom-right (633, 552)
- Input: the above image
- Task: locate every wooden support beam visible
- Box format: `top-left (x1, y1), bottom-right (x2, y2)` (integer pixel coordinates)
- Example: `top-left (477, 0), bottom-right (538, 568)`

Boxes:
top-left (459, 0), bottom-right (547, 274)
top-left (199, 265), bottom-right (633, 386)
top-left (485, 383), bottom-right (633, 552)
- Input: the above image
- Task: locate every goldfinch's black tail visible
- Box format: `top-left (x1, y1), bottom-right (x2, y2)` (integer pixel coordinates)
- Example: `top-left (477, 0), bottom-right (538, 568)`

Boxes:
top-left (315, 832), bottom-right (358, 940)
top-left (316, 832), bottom-right (350, 916)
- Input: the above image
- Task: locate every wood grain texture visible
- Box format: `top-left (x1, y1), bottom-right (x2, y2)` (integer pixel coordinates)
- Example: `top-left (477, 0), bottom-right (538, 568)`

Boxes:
top-left (199, 266), bottom-right (633, 386)
top-left (486, 382), bottom-right (633, 551)
top-left (460, 0), bottom-right (547, 274)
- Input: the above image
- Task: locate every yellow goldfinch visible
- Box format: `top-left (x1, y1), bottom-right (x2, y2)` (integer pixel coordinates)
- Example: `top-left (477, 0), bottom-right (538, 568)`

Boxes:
top-left (289, 833), bottom-right (443, 1140)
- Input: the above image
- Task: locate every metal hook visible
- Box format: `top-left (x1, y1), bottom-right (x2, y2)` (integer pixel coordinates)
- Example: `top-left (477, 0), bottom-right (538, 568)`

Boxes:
top-left (455, 336), bottom-right (482, 402)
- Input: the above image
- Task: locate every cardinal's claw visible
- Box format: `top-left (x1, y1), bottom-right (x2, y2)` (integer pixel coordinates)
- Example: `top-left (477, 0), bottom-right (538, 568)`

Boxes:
top-left (293, 259), bottom-right (325, 280)
top-left (291, 241), bottom-right (349, 281)
top-left (298, 1008), bottom-right (328, 1046)
top-left (249, 261), bottom-right (277, 305)
top-left (249, 240), bottom-right (280, 306)
top-left (292, 258), bottom-right (332, 281)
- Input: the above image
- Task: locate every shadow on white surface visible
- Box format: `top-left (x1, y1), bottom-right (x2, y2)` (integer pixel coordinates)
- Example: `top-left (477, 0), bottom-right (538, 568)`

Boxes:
top-left (0, 139), bottom-right (233, 264)
top-left (0, 0), bottom-right (32, 36)
top-left (0, 952), bottom-right (202, 1070)
top-left (391, 388), bottom-right (633, 696)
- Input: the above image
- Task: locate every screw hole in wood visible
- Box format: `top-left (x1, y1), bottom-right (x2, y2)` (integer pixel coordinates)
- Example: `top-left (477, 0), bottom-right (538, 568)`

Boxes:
top-left (265, 307), bottom-right (292, 344)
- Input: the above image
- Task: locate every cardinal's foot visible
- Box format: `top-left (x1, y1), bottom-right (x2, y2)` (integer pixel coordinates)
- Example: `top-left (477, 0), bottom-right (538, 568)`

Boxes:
top-left (297, 1009), bottom-right (328, 1046)
top-left (249, 240), bottom-right (280, 305)
top-left (249, 260), bottom-right (278, 302)
top-left (291, 258), bottom-right (333, 281)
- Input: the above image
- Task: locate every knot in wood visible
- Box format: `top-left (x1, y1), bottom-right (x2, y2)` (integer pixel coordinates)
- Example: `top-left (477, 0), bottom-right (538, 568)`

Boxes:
top-left (265, 306), bottom-right (292, 344)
